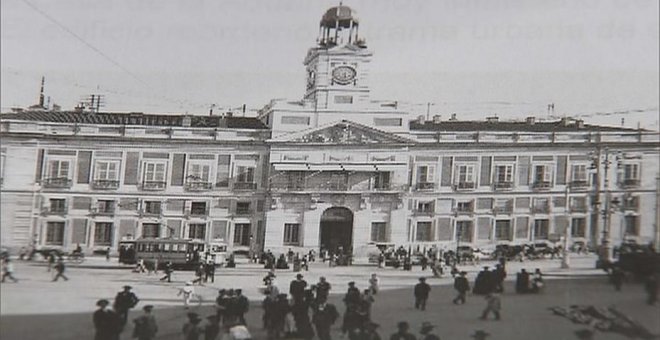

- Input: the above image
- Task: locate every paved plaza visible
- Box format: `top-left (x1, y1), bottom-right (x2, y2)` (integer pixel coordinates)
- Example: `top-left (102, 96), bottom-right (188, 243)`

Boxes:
top-left (1, 255), bottom-right (659, 339)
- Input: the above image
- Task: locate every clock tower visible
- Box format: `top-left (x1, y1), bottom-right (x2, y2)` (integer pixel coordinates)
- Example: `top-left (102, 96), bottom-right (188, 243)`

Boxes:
top-left (303, 4), bottom-right (373, 109)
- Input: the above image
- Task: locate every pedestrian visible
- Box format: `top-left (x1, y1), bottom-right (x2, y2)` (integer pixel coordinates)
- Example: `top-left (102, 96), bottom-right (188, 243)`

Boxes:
top-left (344, 281), bottom-right (361, 308)
top-left (414, 277), bottom-right (431, 311)
top-left (645, 273), bottom-right (658, 305)
top-left (479, 293), bottom-right (501, 321)
top-left (369, 273), bottom-right (379, 295)
top-left (114, 285), bottom-right (140, 326)
top-left (312, 296), bottom-right (339, 340)
top-left (47, 252), bottom-right (55, 272)
top-left (531, 268), bottom-right (544, 293)
top-left (515, 269), bottom-right (530, 294)
top-left (93, 299), bottom-right (121, 340)
top-left (179, 281), bottom-right (200, 309)
top-left (316, 276), bottom-right (332, 302)
top-left (203, 315), bottom-right (220, 340)
top-left (1, 258), bottom-right (19, 283)
top-left (268, 293), bottom-right (290, 339)
top-left (106, 247), bottom-right (111, 261)
top-left (419, 322), bottom-right (440, 340)
top-left (493, 264), bottom-right (506, 293)
top-left (193, 263), bottom-right (205, 285)
top-left (389, 321), bottom-right (416, 340)
top-left (52, 258), bottom-right (69, 281)
top-left (182, 312), bottom-right (203, 340)
top-left (205, 260), bottom-right (215, 283)
top-left (470, 330), bottom-right (490, 340)
top-left (472, 267), bottom-right (491, 295)
top-left (290, 273), bottom-right (308, 305)
top-left (132, 305), bottom-right (158, 340)
top-left (610, 265), bottom-right (625, 291)
top-left (452, 271), bottom-right (470, 305)
top-left (291, 291), bottom-right (314, 340)
top-left (160, 261), bottom-right (173, 282)
top-left (235, 289), bottom-right (249, 325)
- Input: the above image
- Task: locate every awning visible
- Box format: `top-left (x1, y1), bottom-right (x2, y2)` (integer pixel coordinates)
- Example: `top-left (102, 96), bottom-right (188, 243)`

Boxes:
top-left (273, 163), bottom-right (406, 172)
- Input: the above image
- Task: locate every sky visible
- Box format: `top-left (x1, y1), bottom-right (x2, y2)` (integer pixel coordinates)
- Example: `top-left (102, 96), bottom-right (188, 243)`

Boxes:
top-left (2, 0), bottom-right (659, 129)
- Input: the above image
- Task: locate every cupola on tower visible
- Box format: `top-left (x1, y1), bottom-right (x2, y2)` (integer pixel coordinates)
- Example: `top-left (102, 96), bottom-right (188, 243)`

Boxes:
top-left (303, 4), bottom-right (373, 109)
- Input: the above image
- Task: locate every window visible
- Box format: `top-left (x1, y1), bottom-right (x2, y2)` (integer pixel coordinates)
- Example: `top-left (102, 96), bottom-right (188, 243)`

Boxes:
top-left (373, 118), bottom-right (402, 127)
top-left (571, 164), bottom-right (588, 182)
top-left (236, 166), bottom-right (255, 183)
top-left (94, 222), bottom-right (113, 245)
top-left (334, 95), bottom-right (353, 104)
top-left (456, 221), bottom-right (473, 242)
top-left (143, 162), bottom-right (166, 182)
top-left (570, 197), bottom-right (587, 212)
top-left (416, 201), bottom-right (434, 213)
top-left (571, 218), bottom-right (586, 237)
top-left (234, 223), bottom-right (251, 246)
top-left (142, 223), bottom-right (160, 238)
top-left (494, 198), bottom-right (512, 213)
top-left (624, 215), bottom-right (639, 236)
top-left (49, 198), bottom-right (66, 213)
top-left (45, 222), bottom-right (65, 245)
top-left (494, 220), bottom-right (512, 240)
top-left (95, 161), bottom-right (119, 180)
top-left (236, 202), bottom-right (251, 215)
top-left (190, 202), bottom-right (207, 216)
top-left (455, 164), bottom-right (475, 187)
top-left (96, 200), bottom-right (115, 214)
top-left (48, 160), bottom-right (70, 179)
top-left (187, 163), bottom-right (211, 183)
top-left (533, 219), bottom-right (549, 239)
top-left (373, 172), bottom-right (390, 190)
top-left (456, 201), bottom-right (473, 213)
top-left (188, 223), bottom-right (206, 239)
top-left (281, 116), bottom-right (310, 125)
top-left (532, 198), bottom-right (550, 213)
top-left (494, 165), bottom-right (514, 183)
top-left (144, 201), bottom-right (162, 214)
top-left (416, 165), bottom-right (435, 189)
top-left (283, 223), bottom-right (301, 245)
top-left (370, 222), bottom-right (387, 242)
top-left (416, 222), bottom-right (433, 242)
top-left (533, 164), bottom-right (553, 187)
top-left (623, 164), bottom-right (639, 180)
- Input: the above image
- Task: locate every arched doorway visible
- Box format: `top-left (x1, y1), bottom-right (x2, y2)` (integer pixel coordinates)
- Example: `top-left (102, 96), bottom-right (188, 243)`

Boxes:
top-left (320, 207), bottom-right (353, 254)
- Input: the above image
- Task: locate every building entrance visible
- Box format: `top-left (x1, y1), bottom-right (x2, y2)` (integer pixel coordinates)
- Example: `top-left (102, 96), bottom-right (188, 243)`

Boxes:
top-left (320, 207), bottom-right (353, 254)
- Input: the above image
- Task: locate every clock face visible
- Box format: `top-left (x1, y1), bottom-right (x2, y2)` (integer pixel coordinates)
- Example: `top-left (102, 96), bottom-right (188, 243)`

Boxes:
top-left (332, 66), bottom-right (356, 85)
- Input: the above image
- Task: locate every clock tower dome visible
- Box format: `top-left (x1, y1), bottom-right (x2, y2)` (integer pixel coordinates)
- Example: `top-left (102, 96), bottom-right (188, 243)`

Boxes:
top-left (303, 4), bottom-right (373, 109)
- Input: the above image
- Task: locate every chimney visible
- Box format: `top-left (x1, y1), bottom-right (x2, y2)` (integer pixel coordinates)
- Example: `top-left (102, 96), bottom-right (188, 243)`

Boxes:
top-left (38, 76), bottom-right (45, 108)
top-left (417, 115), bottom-right (425, 124)
top-left (486, 116), bottom-right (499, 123)
top-left (560, 117), bottom-right (571, 126)
top-left (449, 113), bottom-right (457, 121)
top-left (182, 115), bottom-right (192, 127)
top-left (432, 115), bottom-right (442, 123)
top-left (576, 119), bottom-right (585, 129)
top-left (525, 116), bottom-right (536, 125)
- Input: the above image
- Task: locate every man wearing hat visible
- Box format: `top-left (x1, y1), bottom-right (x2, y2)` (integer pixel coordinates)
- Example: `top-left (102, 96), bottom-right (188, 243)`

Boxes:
top-left (419, 322), bottom-right (440, 340)
top-left (114, 285), bottom-right (140, 326)
top-left (414, 277), bottom-right (431, 311)
top-left (453, 271), bottom-right (470, 305)
top-left (290, 273), bottom-right (308, 305)
top-left (312, 296), bottom-right (339, 340)
top-left (93, 299), bottom-right (121, 340)
top-left (182, 312), bottom-right (203, 340)
top-left (132, 305), bottom-right (158, 340)
top-left (389, 321), bottom-right (416, 340)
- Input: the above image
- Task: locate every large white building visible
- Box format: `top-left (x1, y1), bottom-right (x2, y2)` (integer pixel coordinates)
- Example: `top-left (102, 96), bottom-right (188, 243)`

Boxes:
top-left (1, 5), bottom-right (659, 257)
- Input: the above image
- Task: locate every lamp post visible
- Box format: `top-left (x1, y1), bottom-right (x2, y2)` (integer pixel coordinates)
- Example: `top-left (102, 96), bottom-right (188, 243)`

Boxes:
top-left (561, 186), bottom-right (571, 269)
top-left (592, 147), bottom-right (614, 267)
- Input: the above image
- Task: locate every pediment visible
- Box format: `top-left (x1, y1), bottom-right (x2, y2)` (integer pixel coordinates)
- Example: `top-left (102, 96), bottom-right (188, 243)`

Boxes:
top-left (271, 120), bottom-right (413, 145)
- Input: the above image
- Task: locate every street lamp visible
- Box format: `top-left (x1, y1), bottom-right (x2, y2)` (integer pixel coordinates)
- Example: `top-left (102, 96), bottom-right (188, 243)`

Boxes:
top-left (561, 186), bottom-right (571, 269)
top-left (591, 147), bottom-right (617, 268)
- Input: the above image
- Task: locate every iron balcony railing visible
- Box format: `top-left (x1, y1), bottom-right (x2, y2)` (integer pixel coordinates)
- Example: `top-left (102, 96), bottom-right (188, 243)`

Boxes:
top-left (91, 179), bottom-right (120, 190)
top-left (185, 181), bottom-right (213, 191)
top-left (619, 179), bottom-right (640, 188)
top-left (415, 182), bottom-right (435, 191)
top-left (141, 181), bottom-right (166, 191)
top-left (531, 181), bottom-right (552, 190)
top-left (569, 180), bottom-right (589, 190)
top-left (233, 182), bottom-right (257, 190)
top-left (454, 182), bottom-right (476, 190)
top-left (493, 181), bottom-right (513, 190)
top-left (42, 177), bottom-right (72, 188)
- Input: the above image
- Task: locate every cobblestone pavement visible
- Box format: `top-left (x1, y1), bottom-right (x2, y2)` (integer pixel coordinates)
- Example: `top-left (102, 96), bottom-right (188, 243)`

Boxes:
top-left (2, 254), bottom-right (658, 340)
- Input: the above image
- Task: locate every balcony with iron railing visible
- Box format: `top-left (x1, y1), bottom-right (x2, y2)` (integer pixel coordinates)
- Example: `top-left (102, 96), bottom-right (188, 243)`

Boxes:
top-left (185, 208), bottom-right (209, 218)
top-left (185, 181), bottom-right (214, 192)
top-left (531, 181), bottom-right (552, 190)
top-left (492, 205), bottom-right (513, 215)
top-left (568, 180), bottom-right (589, 190)
top-left (91, 179), bottom-right (120, 190)
top-left (619, 178), bottom-right (640, 188)
top-left (234, 207), bottom-right (253, 216)
top-left (532, 204), bottom-right (551, 214)
top-left (622, 199), bottom-right (640, 211)
top-left (454, 181), bottom-right (476, 191)
top-left (413, 207), bottom-right (435, 216)
top-left (233, 182), bottom-right (257, 190)
top-left (493, 181), bottom-right (513, 191)
top-left (141, 181), bottom-right (166, 191)
top-left (415, 182), bottom-right (435, 191)
top-left (42, 206), bottom-right (67, 216)
top-left (42, 177), bottom-right (72, 189)
top-left (139, 206), bottom-right (163, 217)
top-left (453, 205), bottom-right (474, 216)
top-left (570, 204), bottom-right (588, 213)
top-left (91, 206), bottom-right (115, 216)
